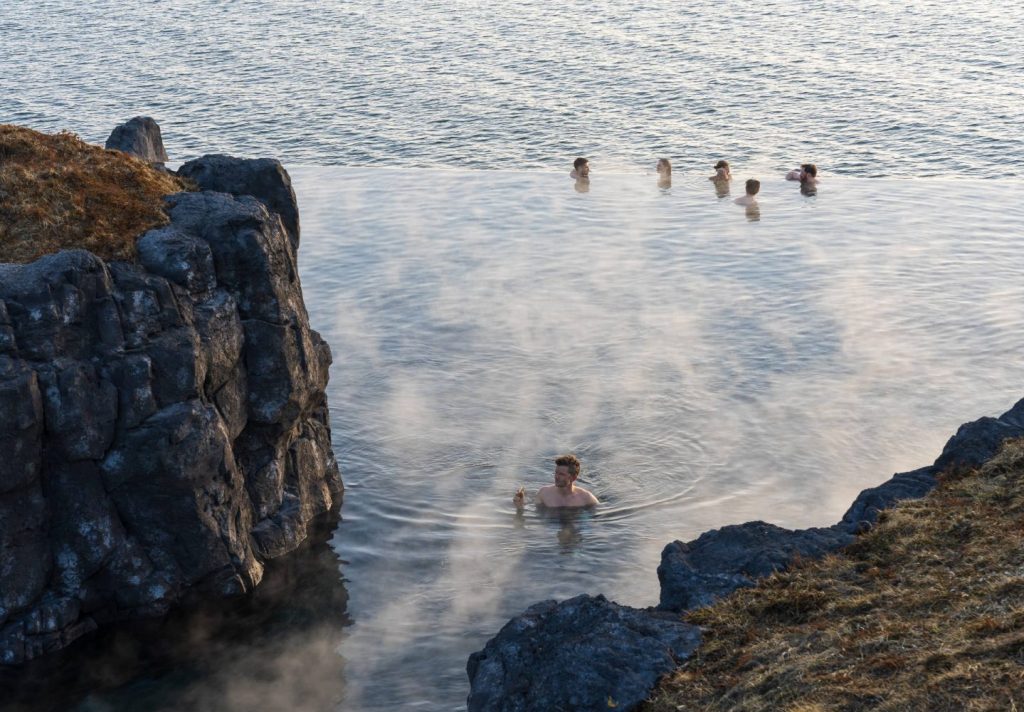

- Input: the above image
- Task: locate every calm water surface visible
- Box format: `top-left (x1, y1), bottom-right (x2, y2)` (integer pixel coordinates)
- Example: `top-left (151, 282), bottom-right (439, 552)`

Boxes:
top-left (2, 1), bottom-right (1023, 175)
top-left (296, 170), bottom-right (1022, 710)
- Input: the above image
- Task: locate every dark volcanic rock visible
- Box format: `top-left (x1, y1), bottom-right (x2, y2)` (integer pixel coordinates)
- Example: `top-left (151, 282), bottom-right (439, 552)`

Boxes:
top-left (0, 137), bottom-right (340, 665)
top-left (104, 116), bottom-right (169, 165)
top-left (177, 154), bottom-right (300, 251)
top-left (934, 397), bottom-right (1024, 472)
top-left (659, 397), bottom-right (1024, 614)
top-left (466, 594), bottom-right (701, 712)
top-left (838, 466), bottom-right (938, 534)
top-left (657, 521), bottom-right (853, 612)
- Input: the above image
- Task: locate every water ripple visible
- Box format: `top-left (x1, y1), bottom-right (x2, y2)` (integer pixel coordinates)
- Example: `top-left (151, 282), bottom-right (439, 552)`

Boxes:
top-left (3, 1), bottom-right (1023, 175)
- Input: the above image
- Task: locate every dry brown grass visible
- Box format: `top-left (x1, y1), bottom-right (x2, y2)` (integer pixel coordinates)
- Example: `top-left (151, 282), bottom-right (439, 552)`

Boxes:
top-left (0, 124), bottom-right (188, 264)
top-left (644, 440), bottom-right (1024, 712)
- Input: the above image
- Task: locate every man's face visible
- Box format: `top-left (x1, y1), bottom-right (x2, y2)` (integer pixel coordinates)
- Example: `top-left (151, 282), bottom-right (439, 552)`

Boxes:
top-left (554, 465), bottom-right (575, 489)
top-left (577, 162), bottom-right (590, 178)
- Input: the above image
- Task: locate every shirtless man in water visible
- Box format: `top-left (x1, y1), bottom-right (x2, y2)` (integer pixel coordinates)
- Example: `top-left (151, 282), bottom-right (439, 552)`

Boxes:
top-left (513, 454), bottom-right (599, 509)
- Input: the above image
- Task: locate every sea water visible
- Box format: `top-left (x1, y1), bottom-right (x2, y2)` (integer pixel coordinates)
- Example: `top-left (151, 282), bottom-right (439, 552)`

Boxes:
top-left (2, 1), bottom-right (1023, 176)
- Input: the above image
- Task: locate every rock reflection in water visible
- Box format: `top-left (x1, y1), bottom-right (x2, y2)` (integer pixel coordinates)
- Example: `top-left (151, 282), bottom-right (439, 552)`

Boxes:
top-left (1, 514), bottom-right (349, 712)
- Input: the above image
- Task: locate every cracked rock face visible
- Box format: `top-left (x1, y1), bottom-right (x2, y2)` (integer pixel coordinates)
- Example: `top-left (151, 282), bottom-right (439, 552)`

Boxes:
top-left (0, 154), bottom-right (341, 665)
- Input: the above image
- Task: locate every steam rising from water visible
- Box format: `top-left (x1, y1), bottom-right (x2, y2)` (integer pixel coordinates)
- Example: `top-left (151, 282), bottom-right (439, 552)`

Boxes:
top-left (296, 169), bottom-right (1024, 709)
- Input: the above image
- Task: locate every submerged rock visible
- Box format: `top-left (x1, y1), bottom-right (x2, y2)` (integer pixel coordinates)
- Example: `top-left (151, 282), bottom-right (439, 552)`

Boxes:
top-left (0, 130), bottom-right (340, 665)
top-left (105, 116), bottom-right (169, 166)
top-left (466, 594), bottom-right (700, 712)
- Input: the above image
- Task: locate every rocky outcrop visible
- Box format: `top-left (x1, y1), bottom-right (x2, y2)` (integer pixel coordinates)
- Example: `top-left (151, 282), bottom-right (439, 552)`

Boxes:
top-left (0, 151), bottom-right (340, 665)
top-left (657, 522), bottom-right (854, 613)
top-left (467, 397), bottom-right (1024, 709)
top-left (466, 595), bottom-right (701, 712)
top-left (656, 397), bottom-right (1024, 615)
top-left (104, 116), bottom-right (169, 166)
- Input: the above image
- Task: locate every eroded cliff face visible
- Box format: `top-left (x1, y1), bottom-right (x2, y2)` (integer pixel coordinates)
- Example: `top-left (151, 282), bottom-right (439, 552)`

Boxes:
top-left (0, 155), bottom-right (341, 665)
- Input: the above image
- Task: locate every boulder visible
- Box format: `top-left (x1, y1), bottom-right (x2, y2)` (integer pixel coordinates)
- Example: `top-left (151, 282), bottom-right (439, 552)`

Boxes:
top-left (104, 116), bottom-right (169, 165)
top-left (177, 154), bottom-right (300, 251)
top-left (467, 594), bottom-right (701, 712)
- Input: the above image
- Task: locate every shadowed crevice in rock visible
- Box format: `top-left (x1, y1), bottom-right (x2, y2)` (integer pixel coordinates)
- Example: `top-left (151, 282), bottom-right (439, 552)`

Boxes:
top-left (0, 137), bottom-right (341, 666)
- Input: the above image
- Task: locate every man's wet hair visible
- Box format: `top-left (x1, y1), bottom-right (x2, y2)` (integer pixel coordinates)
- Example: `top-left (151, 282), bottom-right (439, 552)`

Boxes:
top-left (657, 158), bottom-right (672, 173)
top-left (555, 454), bottom-right (581, 478)
top-left (745, 178), bottom-right (760, 195)
top-left (801, 163), bottom-right (817, 177)
top-left (714, 160), bottom-right (729, 170)
top-left (573, 157), bottom-right (589, 171)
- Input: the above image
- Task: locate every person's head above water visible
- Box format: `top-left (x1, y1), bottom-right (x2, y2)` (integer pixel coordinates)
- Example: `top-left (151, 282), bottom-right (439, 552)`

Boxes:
top-left (553, 453), bottom-right (582, 488)
top-left (711, 160), bottom-right (731, 181)
top-left (745, 178), bottom-right (760, 196)
top-left (572, 157), bottom-right (590, 178)
top-left (657, 158), bottom-right (672, 175)
top-left (800, 163), bottom-right (817, 180)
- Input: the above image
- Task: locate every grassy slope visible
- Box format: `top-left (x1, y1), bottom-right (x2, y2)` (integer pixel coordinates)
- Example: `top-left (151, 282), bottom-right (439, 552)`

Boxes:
top-left (644, 439), bottom-right (1024, 712)
top-left (0, 125), bottom-right (187, 264)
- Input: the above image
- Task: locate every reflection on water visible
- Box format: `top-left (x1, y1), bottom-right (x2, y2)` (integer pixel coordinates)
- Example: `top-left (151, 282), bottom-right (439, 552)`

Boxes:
top-left (293, 168), bottom-right (1024, 711)
top-left (1, 514), bottom-right (349, 712)
top-left (513, 507), bottom-right (594, 553)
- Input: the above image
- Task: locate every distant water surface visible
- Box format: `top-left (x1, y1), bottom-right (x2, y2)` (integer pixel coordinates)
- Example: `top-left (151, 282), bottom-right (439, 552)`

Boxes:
top-left (2, 0), bottom-right (1023, 175)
